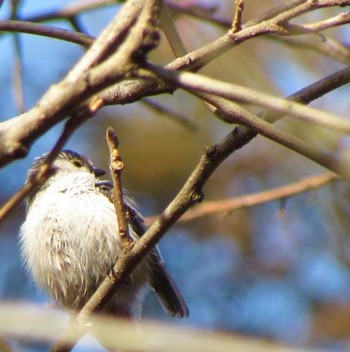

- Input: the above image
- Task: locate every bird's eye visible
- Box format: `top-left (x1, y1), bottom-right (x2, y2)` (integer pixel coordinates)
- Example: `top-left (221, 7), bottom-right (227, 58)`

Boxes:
top-left (72, 159), bottom-right (83, 168)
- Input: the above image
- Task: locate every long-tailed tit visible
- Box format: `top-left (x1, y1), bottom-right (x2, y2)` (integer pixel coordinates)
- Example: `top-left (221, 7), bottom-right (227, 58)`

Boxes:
top-left (20, 150), bottom-right (188, 319)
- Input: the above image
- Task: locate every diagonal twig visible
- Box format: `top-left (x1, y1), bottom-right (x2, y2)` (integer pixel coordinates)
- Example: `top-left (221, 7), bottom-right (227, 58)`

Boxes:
top-left (142, 99), bottom-right (197, 131)
top-left (0, 97), bottom-right (103, 223)
top-left (174, 173), bottom-right (339, 223)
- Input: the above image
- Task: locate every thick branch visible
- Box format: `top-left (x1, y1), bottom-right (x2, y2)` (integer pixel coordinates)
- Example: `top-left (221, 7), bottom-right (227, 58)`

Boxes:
top-left (0, 303), bottom-right (310, 352)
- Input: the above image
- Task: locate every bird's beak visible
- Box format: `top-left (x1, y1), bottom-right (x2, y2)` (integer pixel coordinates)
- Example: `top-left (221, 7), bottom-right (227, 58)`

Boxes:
top-left (93, 168), bottom-right (106, 177)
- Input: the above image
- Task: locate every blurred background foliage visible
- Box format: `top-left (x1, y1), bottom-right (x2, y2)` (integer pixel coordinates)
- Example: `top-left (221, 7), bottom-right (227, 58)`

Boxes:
top-left (1, 0), bottom-right (350, 351)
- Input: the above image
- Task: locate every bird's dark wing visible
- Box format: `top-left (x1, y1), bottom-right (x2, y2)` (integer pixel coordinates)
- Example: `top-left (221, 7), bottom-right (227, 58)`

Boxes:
top-left (95, 181), bottom-right (189, 318)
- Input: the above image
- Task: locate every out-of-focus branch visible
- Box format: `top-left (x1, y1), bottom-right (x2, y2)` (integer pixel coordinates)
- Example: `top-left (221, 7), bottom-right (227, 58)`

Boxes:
top-left (11, 33), bottom-right (25, 113)
top-left (171, 173), bottom-right (338, 223)
top-left (146, 64), bottom-right (350, 134)
top-left (160, 3), bottom-right (187, 57)
top-left (0, 303), bottom-right (310, 352)
top-left (142, 99), bottom-right (197, 131)
top-left (271, 35), bottom-right (350, 64)
top-left (202, 95), bottom-right (344, 178)
top-left (10, 1), bottom-right (26, 114)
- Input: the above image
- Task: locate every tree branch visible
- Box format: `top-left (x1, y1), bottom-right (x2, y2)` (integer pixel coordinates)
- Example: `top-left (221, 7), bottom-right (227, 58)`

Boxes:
top-left (106, 127), bottom-right (133, 246)
top-left (283, 11), bottom-right (350, 34)
top-left (1, 0), bottom-right (349, 169)
top-left (142, 99), bottom-right (197, 131)
top-left (0, 20), bottom-right (94, 47)
top-left (172, 173), bottom-right (339, 223)
top-left (0, 303), bottom-right (311, 352)
top-left (159, 3), bottom-right (187, 57)
top-left (232, 0), bottom-right (244, 32)
top-left (201, 95), bottom-right (345, 178)
top-left (169, 2), bottom-right (350, 64)
top-left (0, 0), bottom-right (151, 168)
top-left (146, 64), bottom-right (350, 134)
top-left (0, 98), bottom-right (102, 223)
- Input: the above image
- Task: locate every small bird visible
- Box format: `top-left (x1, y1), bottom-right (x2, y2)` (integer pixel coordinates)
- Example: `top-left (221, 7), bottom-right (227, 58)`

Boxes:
top-left (20, 150), bottom-right (188, 319)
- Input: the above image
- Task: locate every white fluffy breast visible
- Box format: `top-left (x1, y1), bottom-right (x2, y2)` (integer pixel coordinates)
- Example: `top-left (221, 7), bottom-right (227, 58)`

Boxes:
top-left (20, 172), bottom-right (148, 312)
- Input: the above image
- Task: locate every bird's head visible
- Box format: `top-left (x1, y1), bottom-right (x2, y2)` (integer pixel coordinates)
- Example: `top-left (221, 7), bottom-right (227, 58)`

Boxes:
top-left (28, 150), bottom-right (106, 179)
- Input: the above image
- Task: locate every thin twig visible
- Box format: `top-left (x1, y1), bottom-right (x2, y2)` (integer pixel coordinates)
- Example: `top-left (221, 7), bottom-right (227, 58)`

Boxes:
top-left (0, 20), bottom-right (95, 47)
top-left (269, 35), bottom-right (350, 64)
top-left (231, 0), bottom-right (244, 32)
top-left (282, 11), bottom-right (350, 34)
top-left (0, 100), bottom-right (100, 223)
top-left (142, 98), bottom-right (197, 131)
top-left (68, 16), bottom-right (86, 34)
top-left (171, 173), bottom-right (338, 223)
top-left (106, 127), bottom-right (133, 247)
